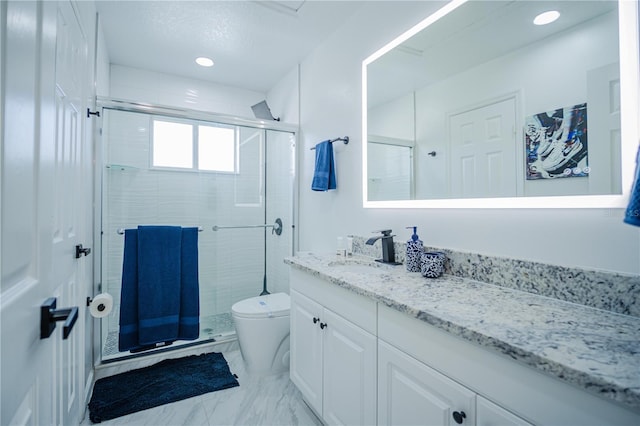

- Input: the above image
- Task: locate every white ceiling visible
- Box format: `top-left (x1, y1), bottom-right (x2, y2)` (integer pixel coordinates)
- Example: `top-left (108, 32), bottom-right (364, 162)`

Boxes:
top-left (96, 0), bottom-right (364, 93)
top-left (367, 0), bottom-right (618, 107)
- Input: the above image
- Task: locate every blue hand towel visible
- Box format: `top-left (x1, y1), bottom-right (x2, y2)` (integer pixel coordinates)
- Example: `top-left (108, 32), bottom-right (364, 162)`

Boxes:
top-left (624, 146), bottom-right (640, 226)
top-left (178, 227), bottom-right (200, 340)
top-left (137, 226), bottom-right (182, 345)
top-left (311, 140), bottom-right (337, 191)
top-left (119, 229), bottom-right (140, 352)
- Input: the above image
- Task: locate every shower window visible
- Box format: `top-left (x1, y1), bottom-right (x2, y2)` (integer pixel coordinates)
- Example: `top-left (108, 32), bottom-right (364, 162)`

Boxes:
top-left (198, 125), bottom-right (236, 172)
top-left (152, 118), bottom-right (237, 173)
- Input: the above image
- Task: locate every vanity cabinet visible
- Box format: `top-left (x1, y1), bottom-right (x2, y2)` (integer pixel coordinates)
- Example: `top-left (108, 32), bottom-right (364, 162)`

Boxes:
top-left (379, 339), bottom-right (531, 426)
top-left (290, 269), bottom-right (377, 425)
top-left (288, 263), bottom-right (640, 426)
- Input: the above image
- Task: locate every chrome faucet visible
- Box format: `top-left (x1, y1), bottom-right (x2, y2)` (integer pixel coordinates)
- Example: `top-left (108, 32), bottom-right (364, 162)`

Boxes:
top-left (366, 230), bottom-right (400, 264)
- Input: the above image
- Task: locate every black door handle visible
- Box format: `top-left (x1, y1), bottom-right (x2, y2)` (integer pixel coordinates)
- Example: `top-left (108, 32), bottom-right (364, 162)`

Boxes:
top-left (41, 297), bottom-right (79, 340)
top-left (75, 244), bottom-right (91, 258)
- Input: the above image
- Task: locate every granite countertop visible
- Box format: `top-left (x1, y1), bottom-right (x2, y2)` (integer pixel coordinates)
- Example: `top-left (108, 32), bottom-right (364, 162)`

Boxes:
top-left (285, 252), bottom-right (640, 411)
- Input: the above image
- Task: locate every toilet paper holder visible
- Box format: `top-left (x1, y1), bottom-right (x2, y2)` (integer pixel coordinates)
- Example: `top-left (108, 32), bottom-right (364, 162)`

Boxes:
top-left (87, 296), bottom-right (108, 312)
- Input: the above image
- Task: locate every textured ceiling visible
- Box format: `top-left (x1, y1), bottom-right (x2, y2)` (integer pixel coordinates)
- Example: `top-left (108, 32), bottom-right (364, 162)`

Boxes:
top-left (96, 0), bottom-right (364, 93)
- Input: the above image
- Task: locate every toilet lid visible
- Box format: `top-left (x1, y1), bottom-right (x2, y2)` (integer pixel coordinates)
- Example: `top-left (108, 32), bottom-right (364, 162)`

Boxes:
top-left (231, 292), bottom-right (290, 319)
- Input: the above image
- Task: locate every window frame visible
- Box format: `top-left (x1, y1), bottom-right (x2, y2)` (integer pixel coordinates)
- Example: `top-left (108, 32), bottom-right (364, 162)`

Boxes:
top-left (150, 115), bottom-right (238, 174)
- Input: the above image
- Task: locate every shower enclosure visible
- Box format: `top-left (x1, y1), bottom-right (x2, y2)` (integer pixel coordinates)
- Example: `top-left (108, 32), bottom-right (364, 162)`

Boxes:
top-left (96, 100), bottom-right (296, 362)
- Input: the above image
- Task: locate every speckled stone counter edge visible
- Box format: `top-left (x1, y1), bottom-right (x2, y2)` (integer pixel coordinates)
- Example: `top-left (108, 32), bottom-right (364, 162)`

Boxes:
top-left (350, 235), bottom-right (640, 318)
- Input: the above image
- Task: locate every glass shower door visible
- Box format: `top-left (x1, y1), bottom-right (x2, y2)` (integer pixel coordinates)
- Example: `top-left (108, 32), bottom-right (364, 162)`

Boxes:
top-left (99, 107), bottom-right (295, 361)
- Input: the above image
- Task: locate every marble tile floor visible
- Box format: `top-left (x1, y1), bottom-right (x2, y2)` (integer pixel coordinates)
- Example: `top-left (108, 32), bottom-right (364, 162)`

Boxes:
top-left (81, 349), bottom-right (322, 426)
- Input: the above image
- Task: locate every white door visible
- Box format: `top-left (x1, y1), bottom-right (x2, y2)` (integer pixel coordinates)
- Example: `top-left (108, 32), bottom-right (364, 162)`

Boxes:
top-left (322, 308), bottom-right (376, 426)
top-left (378, 340), bottom-right (476, 426)
top-left (1, 1), bottom-right (89, 425)
top-left (290, 290), bottom-right (324, 415)
top-left (449, 97), bottom-right (517, 198)
top-left (51, 1), bottom-right (90, 424)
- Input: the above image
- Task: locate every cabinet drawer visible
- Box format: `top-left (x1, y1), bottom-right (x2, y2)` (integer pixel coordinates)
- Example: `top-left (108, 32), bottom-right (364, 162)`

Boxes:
top-left (289, 268), bottom-right (376, 334)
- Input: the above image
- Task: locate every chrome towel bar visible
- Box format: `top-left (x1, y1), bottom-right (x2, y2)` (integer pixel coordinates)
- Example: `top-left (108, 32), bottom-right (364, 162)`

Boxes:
top-left (117, 226), bottom-right (203, 235)
top-left (212, 218), bottom-right (283, 236)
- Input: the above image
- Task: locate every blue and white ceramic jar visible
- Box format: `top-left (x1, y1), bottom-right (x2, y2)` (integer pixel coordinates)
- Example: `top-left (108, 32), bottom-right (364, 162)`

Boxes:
top-left (421, 251), bottom-right (446, 278)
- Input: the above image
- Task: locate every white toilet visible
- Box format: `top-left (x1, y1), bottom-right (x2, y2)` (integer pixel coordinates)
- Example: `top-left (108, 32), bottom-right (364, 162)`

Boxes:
top-left (231, 292), bottom-right (291, 375)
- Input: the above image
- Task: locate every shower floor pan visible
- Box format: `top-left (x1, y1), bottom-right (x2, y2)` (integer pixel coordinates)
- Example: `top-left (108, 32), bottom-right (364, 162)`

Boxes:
top-left (102, 312), bottom-right (235, 361)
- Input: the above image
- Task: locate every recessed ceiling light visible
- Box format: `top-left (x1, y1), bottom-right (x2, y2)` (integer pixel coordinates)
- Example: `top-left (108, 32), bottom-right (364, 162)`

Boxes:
top-left (195, 57), bottom-right (214, 67)
top-left (533, 10), bottom-right (560, 26)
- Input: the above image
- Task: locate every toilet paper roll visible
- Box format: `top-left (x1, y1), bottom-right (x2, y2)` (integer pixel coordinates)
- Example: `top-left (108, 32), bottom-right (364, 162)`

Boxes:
top-left (89, 293), bottom-right (113, 318)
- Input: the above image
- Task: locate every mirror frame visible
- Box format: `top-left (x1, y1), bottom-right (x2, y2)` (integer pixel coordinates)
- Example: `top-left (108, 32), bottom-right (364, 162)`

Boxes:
top-left (362, 0), bottom-right (639, 208)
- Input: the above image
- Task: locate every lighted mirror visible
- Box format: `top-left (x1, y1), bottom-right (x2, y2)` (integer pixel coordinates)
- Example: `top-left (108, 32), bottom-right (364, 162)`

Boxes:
top-left (363, 0), bottom-right (639, 208)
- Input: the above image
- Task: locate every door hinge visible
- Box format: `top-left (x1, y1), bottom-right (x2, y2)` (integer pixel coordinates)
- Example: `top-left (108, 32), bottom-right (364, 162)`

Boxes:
top-left (87, 108), bottom-right (100, 118)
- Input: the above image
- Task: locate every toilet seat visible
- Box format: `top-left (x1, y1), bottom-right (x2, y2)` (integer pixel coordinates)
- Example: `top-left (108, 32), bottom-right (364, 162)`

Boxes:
top-left (231, 293), bottom-right (290, 319)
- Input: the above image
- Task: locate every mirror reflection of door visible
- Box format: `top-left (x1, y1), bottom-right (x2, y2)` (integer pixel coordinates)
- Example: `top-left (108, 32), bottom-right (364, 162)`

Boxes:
top-left (449, 97), bottom-right (517, 198)
top-left (367, 138), bottom-right (414, 201)
top-left (585, 63), bottom-right (621, 196)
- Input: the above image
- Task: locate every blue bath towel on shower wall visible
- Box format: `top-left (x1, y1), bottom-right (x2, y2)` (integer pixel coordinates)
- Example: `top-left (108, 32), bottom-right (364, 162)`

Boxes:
top-left (137, 226), bottom-right (182, 345)
top-left (624, 146), bottom-right (640, 226)
top-left (311, 140), bottom-right (336, 191)
top-left (119, 226), bottom-right (200, 352)
top-left (178, 227), bottom-right (200, 340)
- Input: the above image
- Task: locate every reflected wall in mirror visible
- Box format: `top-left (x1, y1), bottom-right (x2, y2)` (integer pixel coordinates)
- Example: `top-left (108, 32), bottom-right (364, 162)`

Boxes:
top-left (368, 134), bottom-right (415, 201)
top-left (364, 0), bottom-right (637, 207)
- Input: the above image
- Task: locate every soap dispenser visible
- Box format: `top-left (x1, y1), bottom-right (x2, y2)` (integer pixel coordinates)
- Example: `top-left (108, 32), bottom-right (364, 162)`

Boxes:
top-left (405, 226), bottom-right (423, 272)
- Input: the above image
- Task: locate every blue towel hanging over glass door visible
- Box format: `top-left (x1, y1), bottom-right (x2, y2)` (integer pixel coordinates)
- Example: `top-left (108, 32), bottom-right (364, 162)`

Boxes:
top-left (119, 226), bottom-right (200, 352)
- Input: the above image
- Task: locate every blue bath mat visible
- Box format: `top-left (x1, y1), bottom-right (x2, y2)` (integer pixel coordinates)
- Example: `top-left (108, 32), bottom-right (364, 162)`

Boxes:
top-left (88, 352), bottom-right (239, 423)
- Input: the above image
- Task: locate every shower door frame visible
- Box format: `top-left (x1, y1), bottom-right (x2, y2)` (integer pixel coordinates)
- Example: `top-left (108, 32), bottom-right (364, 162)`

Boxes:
top-left (93, 97), bottom-right (299, 363)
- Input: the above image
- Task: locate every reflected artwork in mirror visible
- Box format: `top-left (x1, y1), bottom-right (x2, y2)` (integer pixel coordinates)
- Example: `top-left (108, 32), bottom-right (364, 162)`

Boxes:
top-left (363, 0), bottom-right (639, 208)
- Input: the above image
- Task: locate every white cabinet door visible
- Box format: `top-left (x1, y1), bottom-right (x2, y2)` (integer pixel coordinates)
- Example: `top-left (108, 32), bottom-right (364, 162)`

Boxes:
top-left (378, 340), bottom-right (476, 426)
top-left (322, 309), bottom-right (376, 426)
top-left (477, 396), bottom-right (532, 426)
top-left (290, 290), bottom-right (324, 415)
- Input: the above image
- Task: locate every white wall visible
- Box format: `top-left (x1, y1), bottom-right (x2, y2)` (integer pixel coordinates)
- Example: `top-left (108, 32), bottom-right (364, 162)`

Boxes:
top-left (109, 64), bottom-right (267, 118)
top-left (96, 14), bottom-right (110, 97)
top-left (293, 1), bottom-right (640, 274)
top-left (266, 65), bottom-right (300, 125)
top-left (368, 93), bottom-right (414, 140)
